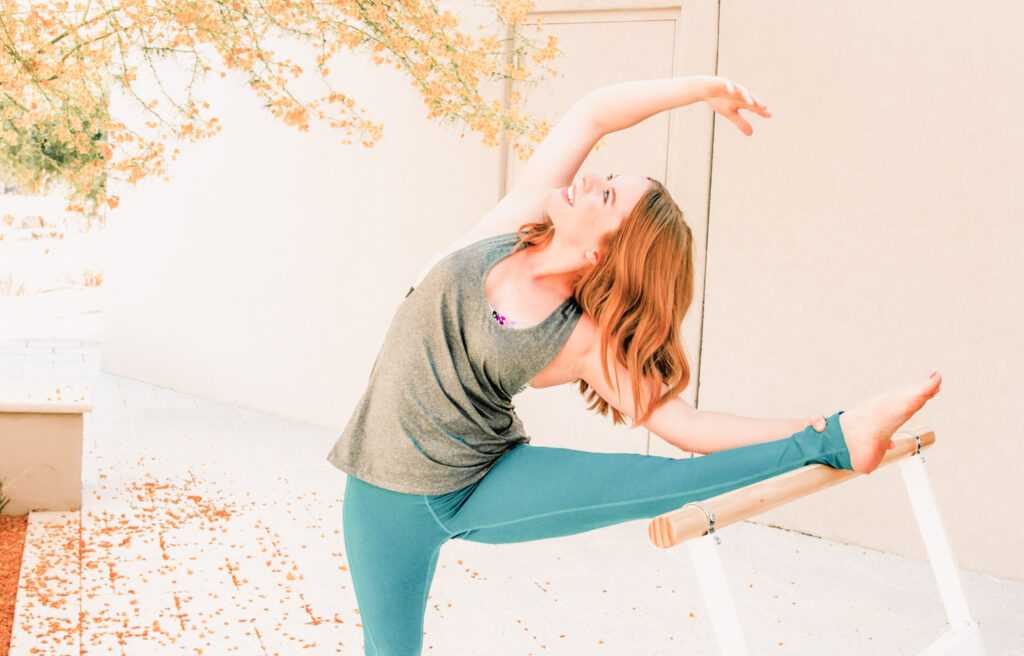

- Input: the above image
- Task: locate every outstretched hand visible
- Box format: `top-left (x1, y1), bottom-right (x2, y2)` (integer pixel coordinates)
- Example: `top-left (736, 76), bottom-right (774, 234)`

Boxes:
top-left (702, 76), bottom-right (771, 136)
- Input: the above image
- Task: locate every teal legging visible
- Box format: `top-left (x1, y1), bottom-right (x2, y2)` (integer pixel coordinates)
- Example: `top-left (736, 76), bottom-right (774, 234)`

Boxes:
top-left (342, 411), bottom-right (850, 655)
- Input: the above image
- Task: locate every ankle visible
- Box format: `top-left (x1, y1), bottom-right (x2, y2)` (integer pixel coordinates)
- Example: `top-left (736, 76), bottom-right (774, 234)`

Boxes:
top-left (826, 410), bottom-right (853, 471)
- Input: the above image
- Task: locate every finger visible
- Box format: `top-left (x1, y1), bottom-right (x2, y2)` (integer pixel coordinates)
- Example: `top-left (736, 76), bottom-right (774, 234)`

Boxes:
top-left (888, 440), bottom-right (896, 450)
top-left (752, 95), bottom-right (771, 116)
top-left (813, 417), bottom-right (826, 432)
top-left (739, 86), bottom-right (753, 106)
top-left (731, 113), bottom-right (752, 135)
top-left (741, 101), bottom-right (771, 119)
top-left (724, 79), bottom-right (735, 95)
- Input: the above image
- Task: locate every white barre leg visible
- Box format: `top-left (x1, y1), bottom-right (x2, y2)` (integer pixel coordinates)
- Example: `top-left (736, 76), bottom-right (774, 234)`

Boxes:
top-left (900, 453), bottom-right (986, 655)
top-left (918, 624), bottom-right (986, 656)
top-left (687, 533), bottom-right (750, 656)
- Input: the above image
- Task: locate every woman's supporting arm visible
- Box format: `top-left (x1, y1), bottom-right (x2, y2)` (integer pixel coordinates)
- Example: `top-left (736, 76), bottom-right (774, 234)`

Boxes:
top-left (643, 395), bottom-right (809, 455)
top-left (576, 327), bottom-right (808, 454)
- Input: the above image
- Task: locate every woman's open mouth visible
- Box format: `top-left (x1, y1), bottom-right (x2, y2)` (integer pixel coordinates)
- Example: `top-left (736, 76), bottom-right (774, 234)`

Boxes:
top-left (563, 184), bottom-right (575, 207)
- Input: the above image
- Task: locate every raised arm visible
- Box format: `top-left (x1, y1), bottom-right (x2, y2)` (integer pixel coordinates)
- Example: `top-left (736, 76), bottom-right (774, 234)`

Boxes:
top-left (467, 75), bottom-right (770, 239)
top-left (512, 75), bottom-right (768, 198)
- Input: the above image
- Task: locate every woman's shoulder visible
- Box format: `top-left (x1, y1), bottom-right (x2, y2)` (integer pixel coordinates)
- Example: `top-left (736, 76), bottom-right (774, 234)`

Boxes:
top-left (409, 228), bottom-right (519, 290)
top-left (445, 226), bottom-right (520, 256)
top-left (465, 185), bottom-right (547, 242)
top-left (429, 185), bottom-right (546, 269)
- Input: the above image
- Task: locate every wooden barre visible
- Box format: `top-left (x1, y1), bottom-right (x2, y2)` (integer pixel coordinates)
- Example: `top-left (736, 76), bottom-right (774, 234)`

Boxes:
top-left (648, 428), bottom-right (936, 549)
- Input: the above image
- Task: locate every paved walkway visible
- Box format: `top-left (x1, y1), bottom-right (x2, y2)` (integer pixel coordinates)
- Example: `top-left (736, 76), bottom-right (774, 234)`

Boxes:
top-left (1, 333), bottom-right (1022, 654)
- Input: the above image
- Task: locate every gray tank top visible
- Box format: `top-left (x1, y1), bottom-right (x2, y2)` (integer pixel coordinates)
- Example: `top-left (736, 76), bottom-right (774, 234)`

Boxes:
top-left (326, 232), bottom-right (583, 494)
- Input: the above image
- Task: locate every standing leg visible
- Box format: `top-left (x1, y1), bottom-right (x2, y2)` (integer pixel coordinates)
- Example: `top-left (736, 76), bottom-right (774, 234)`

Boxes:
top-left (441, 412), bottom-right (849, 543)
top-left (342, 475), bottom-right (448, 655)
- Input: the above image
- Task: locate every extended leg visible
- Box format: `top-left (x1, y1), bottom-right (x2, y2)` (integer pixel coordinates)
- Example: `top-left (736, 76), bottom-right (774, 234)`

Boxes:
top-left (441, 412), bottom-right (850, 543)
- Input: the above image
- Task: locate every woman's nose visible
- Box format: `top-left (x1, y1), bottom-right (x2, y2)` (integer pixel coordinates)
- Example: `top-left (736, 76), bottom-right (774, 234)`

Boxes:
top-left (580, 173), bottom-right (594, 191)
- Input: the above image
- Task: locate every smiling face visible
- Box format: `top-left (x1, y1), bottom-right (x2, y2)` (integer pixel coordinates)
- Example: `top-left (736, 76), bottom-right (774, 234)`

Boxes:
top-left (544, 173), bottom-right (652, 262)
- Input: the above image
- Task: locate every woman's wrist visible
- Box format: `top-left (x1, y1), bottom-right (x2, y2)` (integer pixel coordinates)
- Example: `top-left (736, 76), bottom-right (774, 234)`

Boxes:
top-left (685, 74), bottom-right (717, 102)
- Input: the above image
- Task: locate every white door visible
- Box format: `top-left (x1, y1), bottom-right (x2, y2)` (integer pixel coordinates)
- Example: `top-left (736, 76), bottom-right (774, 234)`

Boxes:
top-left (507, 2), bottom-right (718, 457)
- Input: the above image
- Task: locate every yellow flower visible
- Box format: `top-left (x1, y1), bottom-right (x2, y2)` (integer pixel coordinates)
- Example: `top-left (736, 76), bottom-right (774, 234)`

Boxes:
top-left (0, 0), bottom-right (558, 210)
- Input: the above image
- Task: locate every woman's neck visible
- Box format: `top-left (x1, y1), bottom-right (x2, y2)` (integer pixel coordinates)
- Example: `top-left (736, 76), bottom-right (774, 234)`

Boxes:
top-left (521, 235), bottom-right (590, 296)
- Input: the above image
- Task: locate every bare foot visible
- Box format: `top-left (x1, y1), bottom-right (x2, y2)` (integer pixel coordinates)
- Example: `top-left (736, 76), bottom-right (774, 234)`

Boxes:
top-left (839, 372), bottom-right (942, 474)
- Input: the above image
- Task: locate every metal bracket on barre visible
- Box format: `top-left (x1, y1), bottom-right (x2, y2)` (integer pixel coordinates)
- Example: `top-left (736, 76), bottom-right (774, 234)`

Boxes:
top-left (683, 501), bottom-right (720, 545)
top-left (895, 429), bottom-right (925, 461)
top-left (909, 431), bottom-right (923, 460)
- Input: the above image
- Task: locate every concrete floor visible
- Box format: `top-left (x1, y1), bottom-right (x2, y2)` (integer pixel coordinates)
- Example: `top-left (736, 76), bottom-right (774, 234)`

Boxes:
top-left (1, 302), bottom-right (1022, 654)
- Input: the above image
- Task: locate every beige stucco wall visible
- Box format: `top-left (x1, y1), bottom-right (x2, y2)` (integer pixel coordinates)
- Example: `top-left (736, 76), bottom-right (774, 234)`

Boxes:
top-left (698, 1), bottom-right (1023, 580)
top-left (103, 5), bottom-right (506, 431)
top-left (102, 1), bottom-right (718, 458)
top-left (101, 0), bottom-right (1022, 581)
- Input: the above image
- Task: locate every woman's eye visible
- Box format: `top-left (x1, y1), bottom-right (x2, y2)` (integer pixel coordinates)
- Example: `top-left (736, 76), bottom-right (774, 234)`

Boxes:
top-left (603, 189), bottom-right (610, 202)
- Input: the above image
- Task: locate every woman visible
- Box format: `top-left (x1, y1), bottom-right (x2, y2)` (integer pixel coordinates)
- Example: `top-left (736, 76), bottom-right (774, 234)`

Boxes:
top-left (326, 74), bottom-right (942, 654)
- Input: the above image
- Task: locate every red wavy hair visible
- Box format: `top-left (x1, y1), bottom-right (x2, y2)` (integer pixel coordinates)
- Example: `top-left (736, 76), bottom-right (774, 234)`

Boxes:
top-left (515, 178), bottom-right (695, 426)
